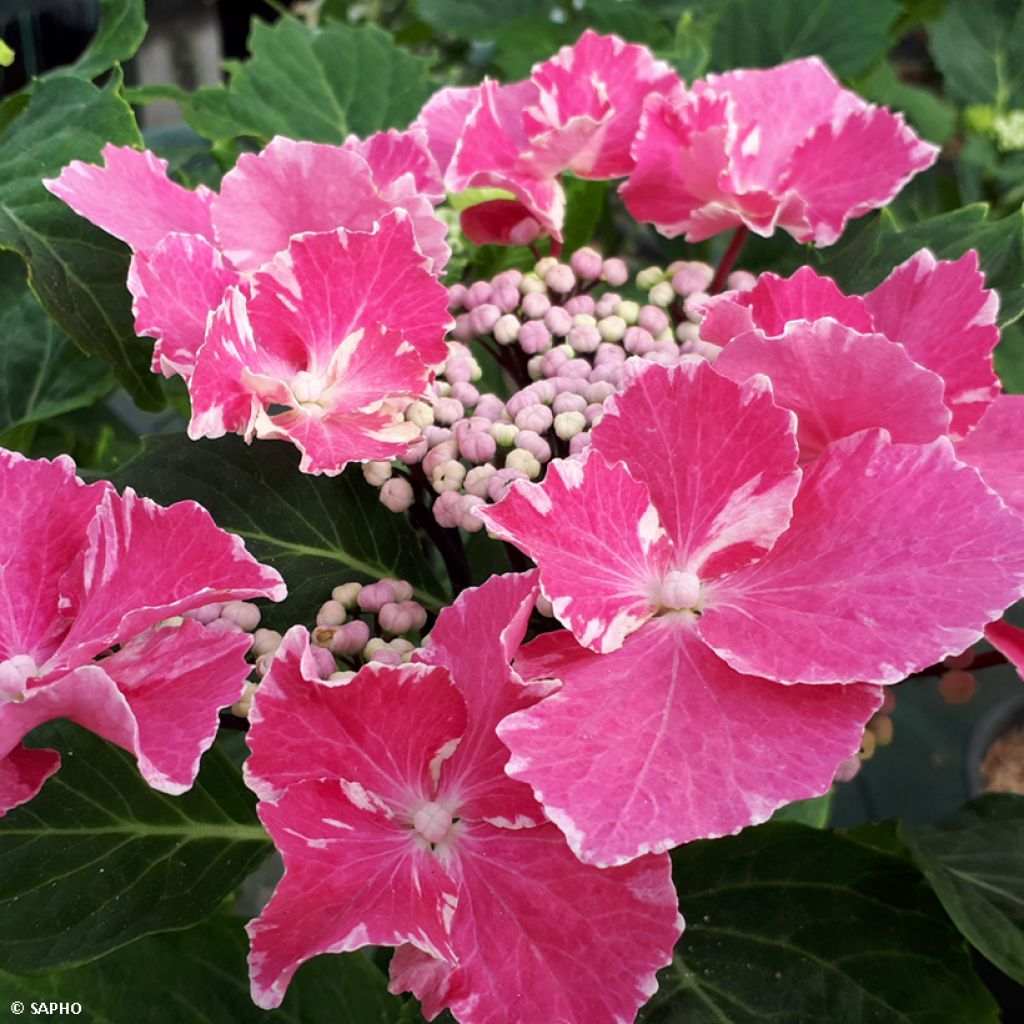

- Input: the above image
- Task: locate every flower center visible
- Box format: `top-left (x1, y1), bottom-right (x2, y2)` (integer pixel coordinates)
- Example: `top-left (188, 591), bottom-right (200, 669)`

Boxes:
top-left (656, 570), bottom-right (702, 612)
top-left (290, 370), bottom-right (328, 410)
top-left (413, 801), bottom-right (455, 845)
top-left (0, 655), bottom-right (38, 702)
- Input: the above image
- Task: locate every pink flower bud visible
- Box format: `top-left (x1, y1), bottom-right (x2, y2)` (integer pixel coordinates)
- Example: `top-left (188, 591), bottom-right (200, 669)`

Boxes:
top-left (601, 258), bottom-right (629, 286)
top-left (594, 343), bottom-right (626, 365)
top-left (553, 391), bottom-right (587, 415)
top-left (505, 389), bottom-right (534, 417)
top-left (362, 460), bottom-right (393, 487)
top-left (469, 303), bottom-right (501, 334)
top-left (648, 281), bottom-right (675, 308)
top-left (638, 305), bottom-right (669, 335)
top-left (493, 269), bottom-right (523, 290)
top-left (726, 270), bottom-right (757, 291)
top-left (569, 430), bottom-right (592, 454)
top-left (530, 379), bottom-right (558, 403)
top-left (570, 246), bottom-right (603, 280)
top-left (422, 426), bottom-right (452, 449)
top-left (521, 292), bottom-right (551, 319)
top-left (252, 628), bottom-right (283, 657)
top-left (312, 625), bottom-right (338, 648)
top-left (564, 295), bottom-right (596, 316)
top-left (433, 490), bottom-right (463, 528)
top-left (562, 358), bottom-right (592, 379)
top-left (398, 437), bottom-right (428, 466)
top-left (683, 291), bottom-right (711, 322)
top-left (310, 645), bottom-right (337, 679)
top-left (368, 649), bottom-right (404, 666)
top-left (671, 261), bottom-right (714, 294)
top-left (514, 430), bottom-right (551, 462)
top-left (535, 256), bottom-right (558, 276)
top-left (624, 326), bottom-right (655, 355)
top-left (317, 599), bottom-right (347, 627)
top-left (431, 459), bottom-right (468, 494)
top-left (544, 306), bottom-right (573, 336)
top-left (493, 284), bottom-right (521, 313)
top-left (222, 600), bottom-right (261, 632)
top-left (540, 347), bottom-right (569, 376)
top-left (597, 316), bottom-right (626, 343)
top-left (520, 272), bottom-right (546, 294)
top-left (207, 617), bottom-right (243, 635)
top-left (329, 618), bottom-right (370, 655)
top-left (332, 582), bottom-right (362, 608)
top-left (584, 402), bottom-right (604, 425)
top-left (460, 429), bottom-right (497, 463)
top-left (493, 314), bottom-right (520, 345)
top-left (584, 380), bottom-right (616, 404)
top-left (594, 292), bottom-right (622, 318)
top-left (379, 601), bottom-right (418, 635)
top-left (514, 403), bottom-right (554, 434)
top-left (451, 313), bottom-right (474, 341)
top-left (474, 394), bottom-right (506, 421)
top-left (676, 321), bottom-right (700, 343)
top-left (465, 280), bottom-right (493, 309)
top-left (461, 495), bottom-right (486, 533)
top-left (423, 439), bottom-right (459, 478)
top-left (433, 397), bottom-right (464, 426)
top-left (465, 464), bottom-right (497, 497)
top-left (536, 593), bottom-right (554, 617)
top-left (449, 381), bottom-right (480, 407)
top-left (569, 324), bottom-right (601, 353)
top-left (518, 320), bottom-right (552, 354)
top-left (545, 264), bottom-right (576, 293)
top-left (448, 283), bottom-right (468, 309)
top-left (833, 754), bottom-right (862, 783)
top-left (487, 467), bottom-right (529, 502)
top-left (589, 363), bottom-right (620, 385)
top-left (359, 581), bottom-right (399, 613)
top-left (380, 476), bottom-right (415, 512)
top-left (256, 651), bottom-right (276, 677)
top-left (185, 602), bottom-right (223, 626)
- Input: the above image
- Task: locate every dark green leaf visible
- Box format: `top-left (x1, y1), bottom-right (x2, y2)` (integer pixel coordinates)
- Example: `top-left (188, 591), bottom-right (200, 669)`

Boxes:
top-left (60, 0), bottom-right (148, 80)
top-left (640, 823), bottom-right (998, 1023)
top-left (561, 177), bottom-right (608, 255)
top-left (0, 74), bottom-right (162, 408)
top-left (672, 9), bottom-right (713, 80)
top-left (108, 433), bottom-right (449, 630)
top-left (995, 320), bottom-right (1024, 393)
top-left (928, 0), bottom-right (1024, 109)
top-left (816, 204), bottom-right (1024, 326)
top-left (682, 0), bottom-right (902, 78)
top-left (900, 793), bottom-right (1024, 984)
top-left (0, 253), bottom-right (113, 436)
top-left (0, 722), bottom-right (270, 973)
top-left (0, 915), bottom-right (405, 1023)
top-left (418, 0), bottom-right (554, 38)
top-left (770, 790), bottom-right (833, 827)
top-left (182, 18), bottom-right (433, 145)
top-left (860, 61), bottom-right (958, 145)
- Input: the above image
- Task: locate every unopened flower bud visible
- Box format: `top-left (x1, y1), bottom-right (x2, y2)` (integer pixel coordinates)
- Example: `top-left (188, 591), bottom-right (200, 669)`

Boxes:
top-left (433, 397), bottom-right (464, 426)
top-left (433, 490), bottom-right (464, 528)
top-left (460, 429), bottom-right (497, 463)
top-left (672, 261), bottom-right (714, 294)
top-left (256, 651), bottom-right (276, 677)
top-left (398, 437), bottom-right (428, 466)
top-left (448, 283), bottom-right (468, 309)
top-left (638, 305), bottom-right (670, 335)
top-left (624, 326), bottom-right (655, 355)
top-left (521, 292), bottom-right (551, 319)
top-left (231, 680), bottom-right (259, 719)
top-left (364, 637), bottom-right (389, 658)
top-left (519, 272), bottom-right (546, 294)
top-left (601, 258), bottom-right (629, 286)
top-left (615, 300), bottom-right (640, 325)
top-left (423, 439), bottom-right (459, 478)
top-left (362, 460), bottom-right (393, 487)
top-left (359, 581), bottom-right (398, 614)
top-left (636, 266), bottom-right (664, 290)
top-left (222, 600), bottom-right (261, 632)
top-left (514, 403), bottom-right (554, 433)
top-left (553, 392), bottom-right (587, 415)
top-left (569, 323), bottom-right (601, 353)
top-left (594, 292), bottom-right (622, 318)
top-left (491, 422), bottom-right (519, 447)
top-left (684, 291), bottom-right (711, 322)
top-left (566, 296), bottom-right (596, 317)
top-left (328, 669), bottom-right (357, 683)
top-left (515, 429), bottom-right (552, 462)
top-left (461, 495), bottom-right (486, 532)
top-left (491, 314), bottom-right (519, 345)
top-left (406, 401), bottom-right (434, 428)
top-left (570, 246), bottom-right (603, 280)
top-left (493, 269), bottom-right (523, 290)
top-left (316, 600), bottom-right (347, 627)
top-left (186, 602), bottom-right (223, 626)
top-left (252, 627), bottom-right (283, 657)
top-left (431, 459), bottom-right (468, 494)
top-left (451, 313), bottom-right (474, 341)
top-left (465, 280), bottom-right (493, 309)
top-left (493, 284), bottom-right (520, 312)
top-left (380, 600), bottom-right (427, 635)
top-left (535, 256), bottom-right (558, 277)
top-left (562, 358), bottom-right (592, 378)
top-left (331, 618), bottom-right (371, 655)
top-left (469, 303), bottom-right (501, 335)
top-left (597, 315), bottom-right (626, 343)
top-left (487, 468), bottom-right (529, 502)
top-left (474, 394), bottom-right (506, 420)
top-left (519, 320), bottom-right (552, 354)
top-left (726, 270), bottom-right (757, 291)
top-left (569, 431), bottom-right (592, 454)
top-left (207, 617), bottom-right (243, 635)
top-left (648, 281), bottom-right (675, 308)
top-left (380, 476), bottom-right (414, 512)
top-left (506, 448), bottom-right (542, 478)
top-left (310, 645), bottom-right (336, 679)
top-left (465, 464), bottom-right (498, 497)
top-left (544, 306), bottom-right (573, 336)
top-left (369, 648), bottom-right (404, 666)
top-left (536, 593), bottom-right (554, 617)
top-left (554, 410), bottom-right (588, 440)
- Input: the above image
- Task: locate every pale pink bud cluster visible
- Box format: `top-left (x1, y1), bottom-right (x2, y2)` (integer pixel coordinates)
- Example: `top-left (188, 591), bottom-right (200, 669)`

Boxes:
top-left (365, 254), bottom-right (749, 531)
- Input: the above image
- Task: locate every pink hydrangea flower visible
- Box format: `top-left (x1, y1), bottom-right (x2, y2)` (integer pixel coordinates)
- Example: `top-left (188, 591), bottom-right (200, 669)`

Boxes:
top-left (44, 134), bottom-right (449, 380)
top-left (416, 31), bottom-right (679, 241)
top-left (477, 360), bottom-right (1024, 866)
top-left (701, 251), bottom-right (1001, 442)
top-left (244, 572), bottom-right (681, 1022)
top-left (0, 449), bottom-right (285, 817)
top-left (188, 213), bottom-right (450, 475)
top-left (621, 57), bottom-right (938, 245)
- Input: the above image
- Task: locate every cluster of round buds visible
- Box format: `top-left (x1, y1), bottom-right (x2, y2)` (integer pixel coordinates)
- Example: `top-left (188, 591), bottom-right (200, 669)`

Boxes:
top-left (363, 249), bottom-right (754, 530)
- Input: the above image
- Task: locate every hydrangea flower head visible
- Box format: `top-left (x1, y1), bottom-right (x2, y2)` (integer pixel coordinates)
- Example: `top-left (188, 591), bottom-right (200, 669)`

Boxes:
top-left (44, 133), bottom-right (448, 381)
top-left (244, 572), bottom-right (681, 1022)
top-left (478, 360), bottom-right (1024, 865)
top-left (621, 57), bottom-right (939, 245)
top-left (0, 450), bottom-right (285, 816)
top-left (187, 212), bottom-right (450, 475)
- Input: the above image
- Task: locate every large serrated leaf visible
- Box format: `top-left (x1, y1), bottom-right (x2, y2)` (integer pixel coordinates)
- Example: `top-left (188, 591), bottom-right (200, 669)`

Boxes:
top-left (59, 0), bottom-right (148, 81)
top-left (0, 915), bottom-right (404, 1023)
top-left (640, 823), bottom-right (998, 1024)
top-left (181, 18), bottom-right (433, 146)
top-left (900, 793), bottom-right (1024, 985)
top-left (0, 252), bottom-right (114, 439)
top-left (108, 433), bottom-right (449, 629)
top-left (0, 722), bottom-right (270, 973)
top-left (816, 204), bottom-right (1024, 326)
top-left (0, 74), bottom-right (162, 409)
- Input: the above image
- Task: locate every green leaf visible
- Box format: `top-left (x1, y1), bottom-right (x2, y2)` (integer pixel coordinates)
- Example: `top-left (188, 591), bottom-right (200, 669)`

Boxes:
top-left (0, 253), bottom-right (114, 436)
top-left (0, 74), bottom-right (163, 409)
top-left (770, 790), bottom-right (833, 827)
top-left (816, 204), bottom-right (1024, 326)
top-left (899, 793), bottom-right (1024, 984)
top-left (109, 433), bottom-right (449, 630)
top-left (995, 320), bottom-right (1024, 393)
top-left (0, 722), bottom-right (270, 973)
top-left (928, 0), bottom-right (1024, 110)
top-left (61, 0), bottom-right (148, 80)
top-left (1, 915), bottom-right (404, 1023)
top-left (672, 9), bottom-right (713, 80)
top-left (417, 0), bottom-right (554, 38)
top-left (860, 61), bottom-right (958, 145)
top-left (683, 0), bottom-right (902, 78)
top-left (0, 39), bottom-right (14, 68)
top-left (182, 18), bottom-right (433, 145)
top-left (561, 177), bottom-right (608, 255)
top-left (641, 823), bottom-right (998, 1023)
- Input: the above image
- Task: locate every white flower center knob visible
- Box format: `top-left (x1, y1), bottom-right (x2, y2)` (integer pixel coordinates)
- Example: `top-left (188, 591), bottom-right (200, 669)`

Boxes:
top-left (0, 654), bottom-right (37, 702)
top-left (413, 802), bottom-right (454, 845)
top-left (658, 570), bottom-right (702, 611)
top-left (291, 370), bottom-right (327, 408)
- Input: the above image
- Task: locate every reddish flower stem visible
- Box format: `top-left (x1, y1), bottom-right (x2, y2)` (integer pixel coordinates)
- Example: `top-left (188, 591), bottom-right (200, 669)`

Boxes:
top-left (709, 225), bottom-right (750, 294)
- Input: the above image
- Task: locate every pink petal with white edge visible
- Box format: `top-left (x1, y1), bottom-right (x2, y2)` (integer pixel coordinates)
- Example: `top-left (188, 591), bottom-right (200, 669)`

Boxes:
top-left (213, 136), bottom-right (449, 272)
top-left (99, 619), bottom-right (252, 793)
top-left (714, 318), bottom-right (951, 460)
top-left (985, 620), bottom-right (1024, 677)
top-left (416, 571), bottom-right (551, 827)
top-left (865, 250), bottom-right (1000, 437)
top-left (0, 745), bottom-right (60, 817)
top-left (592, 360), bottom-right (801, 578)
top-left (128, 233), bottom-right (238, 380)
top-left (505, 623), bottom-right (881, 866)
top-left (343, 128), bottom-right (445, 203)
top-left (391, 820), bottom-right (681, 1024)
top-left (44, 144), bottom-right (215, 251)
top-left (413, 84), bottom-right (483, 178)
top-left (701, 430), bottom-right (1024, 685)
top-left (478, 453), bottom-right (671, 654)
top-left (0, 451), bottom-right (110, 664)
top-left (248, 778), bottom-right (459, 1010)
top-left (699, 265), bottom-right (873, 345)
top-left (778, 106), bottom-right (939, 246)
top-left (53, 487), bottom-right (285, 667)
top-left (247, 628), bottom-right (467, 804)
top-left (956, 395), bottom-right (1024, 516)
top-left (525, 30), bottom-right (680, 180)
